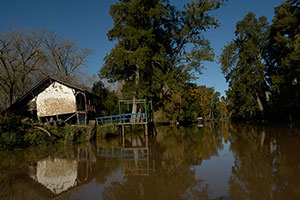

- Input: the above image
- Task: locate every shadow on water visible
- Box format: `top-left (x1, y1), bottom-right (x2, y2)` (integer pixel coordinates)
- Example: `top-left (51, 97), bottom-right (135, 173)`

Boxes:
top-left (1, 122), bottom-right (300, 199)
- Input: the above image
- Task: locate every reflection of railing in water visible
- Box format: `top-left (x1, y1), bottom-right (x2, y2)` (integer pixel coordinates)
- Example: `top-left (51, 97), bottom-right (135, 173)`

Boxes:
top-left (121, 148), bottom-right (151, 176)
top-left (98, 135), bottom-right (155, 176)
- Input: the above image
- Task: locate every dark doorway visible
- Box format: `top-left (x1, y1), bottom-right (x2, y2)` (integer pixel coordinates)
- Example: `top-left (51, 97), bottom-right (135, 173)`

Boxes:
top-left (76, 93), bottom-right (86, 111)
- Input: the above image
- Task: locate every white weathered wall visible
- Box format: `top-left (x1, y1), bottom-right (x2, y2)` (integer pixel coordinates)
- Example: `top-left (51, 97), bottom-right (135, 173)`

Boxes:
top-left (36, 82), bottom-right (76, 117)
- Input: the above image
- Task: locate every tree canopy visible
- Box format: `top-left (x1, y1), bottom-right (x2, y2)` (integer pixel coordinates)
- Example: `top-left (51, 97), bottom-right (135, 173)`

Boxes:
top-left (266, 0), bottom-right (300, 120)
top-left (221, 0), bottom-right (300, 121)
top-left (220, 12), bottom-right (270, 120)
top-left (100, 0), bottom-right (225, 114)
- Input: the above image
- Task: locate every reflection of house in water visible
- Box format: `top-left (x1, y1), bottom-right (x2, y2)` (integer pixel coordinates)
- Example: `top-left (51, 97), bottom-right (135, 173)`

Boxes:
top-left (18, 136), bottom-right (153, 199)
top-left (26, 146), bottom-right (96, 198)
top-left (98, 135), bottom-right (155, 176)
top-left (30, 158), bottom-right (78, 195)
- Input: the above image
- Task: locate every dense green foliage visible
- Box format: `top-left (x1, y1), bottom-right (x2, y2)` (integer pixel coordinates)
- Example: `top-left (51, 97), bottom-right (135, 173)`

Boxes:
top-left (266, 0), bottom-right (300, 121)
top-left (92, 80), bottom-right (119, 116)
top-left (0, 113), bottom-right (56, 150)
top-left (220, 12), bottom-right (269, 120)
top-left (100, 0), bottom-right (225, 120)
top-left (159, 84), bottom-right (222, 122)
top-left (220, 0), bottom-right (300, 121)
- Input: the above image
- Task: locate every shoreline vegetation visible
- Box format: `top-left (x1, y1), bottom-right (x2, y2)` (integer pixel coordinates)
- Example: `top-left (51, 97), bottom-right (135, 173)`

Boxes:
top-left (0, 105), bottom-right (298, 151)
top-left (0, 111), bottom-right (157, 151)
top-left (0, 112), bottom-right (298, 152)
top-left (0, 111), bottom-right (228, 151)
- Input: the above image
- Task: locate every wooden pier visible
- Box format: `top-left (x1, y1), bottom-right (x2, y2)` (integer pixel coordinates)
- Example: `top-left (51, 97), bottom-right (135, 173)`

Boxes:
top-left (95, 99), bottom-right (153, 136)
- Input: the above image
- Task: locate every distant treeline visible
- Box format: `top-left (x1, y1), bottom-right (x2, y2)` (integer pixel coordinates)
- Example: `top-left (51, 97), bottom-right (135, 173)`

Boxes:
top-left (220, 0), bottom-right (300, 122)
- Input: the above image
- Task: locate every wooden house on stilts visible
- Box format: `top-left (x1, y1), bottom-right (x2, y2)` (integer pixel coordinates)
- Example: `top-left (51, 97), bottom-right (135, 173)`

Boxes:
top-left (8, 76), bottom-right (96, 124)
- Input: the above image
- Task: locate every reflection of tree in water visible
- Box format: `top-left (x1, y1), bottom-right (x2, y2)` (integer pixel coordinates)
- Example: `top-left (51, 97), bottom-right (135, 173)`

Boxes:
top-left (188, 124), bottom-right (223, 163)
top-left (221, 121), bottom-right (230, 143)
top-left (102, 163), bottom-right (211, 200)
top-left (94, 138), bottom-right (128, 184)
top-left (0, 124), bottom-right (240, 199)
top-left (228, 124), bottom-right (300, 200)
top-left (101, 124), bottom-right (226, 200)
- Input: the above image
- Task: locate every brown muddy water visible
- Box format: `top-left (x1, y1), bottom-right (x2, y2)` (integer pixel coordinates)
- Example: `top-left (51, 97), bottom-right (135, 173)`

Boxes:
top-left (1, 123), bottom-right (300, 200)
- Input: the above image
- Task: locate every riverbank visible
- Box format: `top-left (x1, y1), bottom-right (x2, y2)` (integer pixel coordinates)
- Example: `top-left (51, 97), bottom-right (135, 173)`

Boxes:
top-left (0, 113), bottom-right (151, 151)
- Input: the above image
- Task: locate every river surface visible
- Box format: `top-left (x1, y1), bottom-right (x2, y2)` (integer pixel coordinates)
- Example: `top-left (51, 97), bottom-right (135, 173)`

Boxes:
top-left (1, 123), bottom-right (300, 200)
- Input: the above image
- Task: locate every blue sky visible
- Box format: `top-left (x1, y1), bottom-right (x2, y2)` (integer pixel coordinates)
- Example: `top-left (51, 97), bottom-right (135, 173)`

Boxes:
top-left (0, 0), bottom-right (284, 96)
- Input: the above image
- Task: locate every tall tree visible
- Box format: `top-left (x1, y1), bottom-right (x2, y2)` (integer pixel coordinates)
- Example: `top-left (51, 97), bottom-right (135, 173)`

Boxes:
top-left (266, 0), bottom-right (300, 120)
top-left (220, 12), bottom-right (270, 120)
top-left (100, 0), bottom-right (225, 112)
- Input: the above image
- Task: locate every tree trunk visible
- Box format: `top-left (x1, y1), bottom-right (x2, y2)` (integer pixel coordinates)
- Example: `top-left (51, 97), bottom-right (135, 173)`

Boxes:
top-left (131, 97), bottom-right (137, 123)
top-left (262, 76), bottom-right (270, 102)
top-left (256, 93), bottom-right (264, 113)
top-left (137, 107), bottom-right (142, 122)
top-left (9, 85), bottom-right (14, 106)
top-left (135, 64), bottom-right (140, 95)
top-left (131, 64), bottom-right (140, 122)
top-left (265, 91), bottom-right (270, 102)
